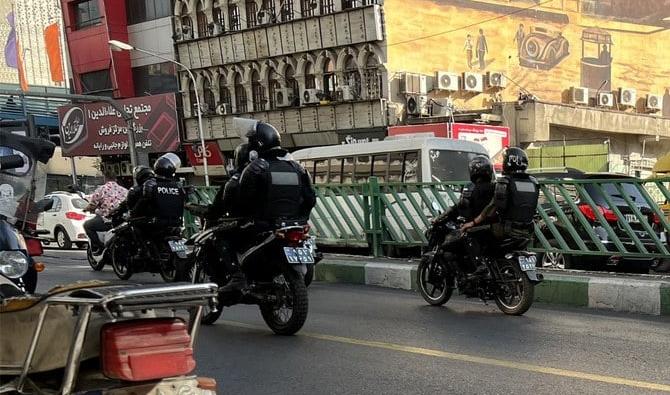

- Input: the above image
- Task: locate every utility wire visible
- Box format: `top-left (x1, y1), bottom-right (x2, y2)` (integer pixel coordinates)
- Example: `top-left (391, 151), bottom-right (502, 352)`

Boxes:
top-left (388, 0), bottom-right (554, 47)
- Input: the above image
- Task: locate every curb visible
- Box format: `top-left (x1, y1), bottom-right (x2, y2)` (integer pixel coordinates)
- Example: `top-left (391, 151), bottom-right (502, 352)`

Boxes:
top-left (315, 259), bottom-right (670, 316)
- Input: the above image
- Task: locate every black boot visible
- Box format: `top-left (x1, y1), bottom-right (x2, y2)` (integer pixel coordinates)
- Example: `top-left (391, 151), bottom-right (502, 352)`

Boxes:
top-left (220, 270), bottom-right (247, 293)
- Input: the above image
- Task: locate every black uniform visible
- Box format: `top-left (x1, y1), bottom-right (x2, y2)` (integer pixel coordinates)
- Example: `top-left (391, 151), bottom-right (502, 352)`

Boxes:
top-left (479, 173), bottom-right (539, 239)
top-left (434, 179), bottom-right (494, 225)
top-left (238, 149), bottom-right (316, 227)
top-left (133, 176), bottom-right (185, 227)
top-left (207, 172), bottom-right (243, 223)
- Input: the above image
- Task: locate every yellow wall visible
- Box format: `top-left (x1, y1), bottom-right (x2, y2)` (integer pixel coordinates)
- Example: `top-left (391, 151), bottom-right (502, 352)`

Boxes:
top-left (385, 0), bottom-right (670, 113)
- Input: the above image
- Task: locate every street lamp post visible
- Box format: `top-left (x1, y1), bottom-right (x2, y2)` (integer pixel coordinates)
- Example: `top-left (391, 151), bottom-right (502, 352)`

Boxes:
top-left (108, 40), bottom-right (210, 187)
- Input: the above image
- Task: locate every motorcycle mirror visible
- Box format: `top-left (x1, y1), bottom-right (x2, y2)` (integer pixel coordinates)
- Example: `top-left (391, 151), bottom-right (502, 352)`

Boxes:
top-left (0, 155), bottom-right (25, 171)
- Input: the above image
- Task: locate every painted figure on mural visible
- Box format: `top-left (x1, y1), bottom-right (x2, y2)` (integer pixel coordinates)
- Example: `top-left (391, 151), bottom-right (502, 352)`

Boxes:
top-left (464, 34), bottom-right (474, 69)
top-left (476, 28), bottom-right (488, 70)
top-left (514, 24), bottom-right (525, 57)
top-left (663, 88), bottom-right (670, 118)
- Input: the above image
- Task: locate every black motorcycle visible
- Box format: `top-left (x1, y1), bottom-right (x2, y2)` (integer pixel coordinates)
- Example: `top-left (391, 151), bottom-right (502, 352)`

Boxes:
top-left (0, 133), bottom-right (55, 293)
top-left (108, 216), bottom-right (189, 282)
top-left (186, 205), bottom-right (312, 335)
top-left (417, 220), bottom-right (543, 315)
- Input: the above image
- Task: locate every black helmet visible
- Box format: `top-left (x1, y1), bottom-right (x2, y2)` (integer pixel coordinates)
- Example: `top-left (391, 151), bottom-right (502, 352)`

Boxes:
top-left (133, 165), bottom-right (154, 185)
top-left (246, 122), bottom-right (280, 153)
top-left (502, 147), bottom-right (529, 175)
top-left (154, 153), bottom-right (181, 178)
top-left (468, 155), bottom-right (494, 182)
top-left (233, 143), bottom-right (251, 170)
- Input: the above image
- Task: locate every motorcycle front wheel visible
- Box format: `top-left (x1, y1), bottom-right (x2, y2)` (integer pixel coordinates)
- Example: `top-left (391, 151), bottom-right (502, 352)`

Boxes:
top-left (111, 243), bottom-right (133, 280)
top-left (494, 260), bottom-right (534, 316)
top-left (260, 268), bottom-right (308, 336)
top-left (417, 254), bottom-right (453, 306)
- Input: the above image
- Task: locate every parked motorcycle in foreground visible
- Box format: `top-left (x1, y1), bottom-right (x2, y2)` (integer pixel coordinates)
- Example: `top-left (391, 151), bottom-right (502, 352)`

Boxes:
top-left (0, 277), bottom-right (219, 394)
top-left (417, 220), bottom-right (543, 315)
top-left (186, 205), bottom-right (312, 335)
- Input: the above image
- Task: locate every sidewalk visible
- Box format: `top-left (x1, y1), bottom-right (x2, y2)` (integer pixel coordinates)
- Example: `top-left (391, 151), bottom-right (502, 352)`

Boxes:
top-left (315, 254), bottom-right (670, 316)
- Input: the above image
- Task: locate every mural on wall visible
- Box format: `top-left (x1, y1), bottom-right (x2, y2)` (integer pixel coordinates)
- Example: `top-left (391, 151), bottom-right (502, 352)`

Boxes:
top-left (385, 0), bottom-right (670, 115)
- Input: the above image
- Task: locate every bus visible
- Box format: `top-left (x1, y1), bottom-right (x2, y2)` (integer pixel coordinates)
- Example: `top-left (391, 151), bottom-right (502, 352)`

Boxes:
top-left (291, 137), bottom-right (490, 248)
top-left (291, 136), bottom-right (489, 185)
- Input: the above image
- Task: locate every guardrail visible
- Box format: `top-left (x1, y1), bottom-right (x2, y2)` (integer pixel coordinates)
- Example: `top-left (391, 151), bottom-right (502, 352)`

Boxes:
top-left (184, 177), bottom-right (670, 259)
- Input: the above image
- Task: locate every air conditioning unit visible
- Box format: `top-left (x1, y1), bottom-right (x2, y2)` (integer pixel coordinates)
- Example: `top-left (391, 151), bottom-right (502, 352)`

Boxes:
top-left (487, 72), bottom-right (507, 88)
top-left (646, 94), bottom-right (663, 111)
top-left (571, 86), bottom-right (589, 105)
top-left (216, 103), bottom-right (231, 115)
top-left (462, 72), bottom-right (484, 93)
top-left (340, 85), bottom-right (356, 101)
top-left (400, 73), bottom-right (421, 94)
top-left (302, 88), bottom-right (321, 105)
top-left (193, 102), bottom-right (210, 115)
top-left (406, 95), bottom-right (428, 116)
top-left (275, 88), bottom-right (295, 107)
top-left (598, 92), bottom-right (614, 107)
top-left (418, 75), bottom-right (431, 94)
top-left (435, 71), bottom-right (460, 91)
top-left (618, 88), bottom-right (636, 107)
top-left (209, 22), bottom-right (224, 35)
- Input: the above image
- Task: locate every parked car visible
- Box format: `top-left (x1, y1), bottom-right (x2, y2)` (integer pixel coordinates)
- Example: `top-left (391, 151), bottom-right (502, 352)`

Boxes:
top-left (531, 169), bottom-right (665, 273)
top-left (37, 192), bottom-right (93, 249)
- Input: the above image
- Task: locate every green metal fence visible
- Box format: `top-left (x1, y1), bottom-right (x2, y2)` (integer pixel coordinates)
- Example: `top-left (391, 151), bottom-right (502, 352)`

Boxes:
top-left (184, 177), bottom-right (670, 259)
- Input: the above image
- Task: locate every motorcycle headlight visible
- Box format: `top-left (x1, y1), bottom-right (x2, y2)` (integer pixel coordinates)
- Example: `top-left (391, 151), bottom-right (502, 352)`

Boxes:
top-left (0, 251), bottom-right (29, 279)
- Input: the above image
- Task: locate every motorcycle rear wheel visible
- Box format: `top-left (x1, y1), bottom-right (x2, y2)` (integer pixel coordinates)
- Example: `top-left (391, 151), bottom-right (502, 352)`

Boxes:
top-left (86, 246), bottom-right (105, 271)
top-left (260, 269), bottom-right (308, 336)
top-left (417, 254), bottom-right (453, 306)
top-left (494, 261), bottom-right (534, 316)
top-left (192, 264), bottom-right (224, 325)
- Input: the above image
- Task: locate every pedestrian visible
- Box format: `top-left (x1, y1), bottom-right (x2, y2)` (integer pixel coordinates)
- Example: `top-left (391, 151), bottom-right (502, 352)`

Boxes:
top-left (477, 28), bottom-right (488, 70)
top-left (464, 34), bottom-right (474, 69)
top-left (514, 24), bottom-right (525, 57)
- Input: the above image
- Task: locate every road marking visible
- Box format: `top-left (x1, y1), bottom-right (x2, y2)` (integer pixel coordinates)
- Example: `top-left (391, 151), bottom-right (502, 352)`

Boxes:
top-left (220, 320), bottom-right (670, 392)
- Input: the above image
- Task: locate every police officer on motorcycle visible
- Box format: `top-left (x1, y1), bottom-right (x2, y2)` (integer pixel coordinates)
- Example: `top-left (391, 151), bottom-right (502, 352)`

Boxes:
top-left (433, 155), bottom-right (495, 274)
top-left (113, 165), bottom-right (155, 221)
top-left (207, 142), bottom-right (252, 223)
top-left (463, 147), bottom-right (539, 241)
top-left (140, 153), bottom-right (185, 227)
top-left (222, 122), bottom-right (316, 292)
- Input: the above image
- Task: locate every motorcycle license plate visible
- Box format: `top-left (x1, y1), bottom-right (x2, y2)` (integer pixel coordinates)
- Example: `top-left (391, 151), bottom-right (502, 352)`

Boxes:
top-left (168, 240), bottom-right (187, 253)
top-left (518, 255), bottom-right (537, 271)
top-left (283, 247), bottom-right (315, 264)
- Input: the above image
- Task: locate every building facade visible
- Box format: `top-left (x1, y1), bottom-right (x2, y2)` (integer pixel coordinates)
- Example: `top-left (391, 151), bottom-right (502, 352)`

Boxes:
top-left (174, 0), bottom-right (388, 151)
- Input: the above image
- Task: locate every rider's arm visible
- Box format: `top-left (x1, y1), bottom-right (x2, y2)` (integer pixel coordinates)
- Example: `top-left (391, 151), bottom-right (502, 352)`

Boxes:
top-left (299, 168), bottom-right (316, 217)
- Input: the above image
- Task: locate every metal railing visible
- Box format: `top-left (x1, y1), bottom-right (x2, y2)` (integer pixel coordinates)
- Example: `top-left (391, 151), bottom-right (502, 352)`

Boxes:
top-left (184, 177), bottom-right (670, 258)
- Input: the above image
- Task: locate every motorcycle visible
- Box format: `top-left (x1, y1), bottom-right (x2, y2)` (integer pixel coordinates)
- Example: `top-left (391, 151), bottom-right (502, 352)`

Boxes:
top-left (107, 216), bottom-right (189, 282)
top-left (186, 205), bottom-right (312, 335)
top-left (0, 275), bottom-right (219, 394)
top-left (0, 133), bottom-right (55, 293)
top-left (417, 220), bottom-right (543, 315)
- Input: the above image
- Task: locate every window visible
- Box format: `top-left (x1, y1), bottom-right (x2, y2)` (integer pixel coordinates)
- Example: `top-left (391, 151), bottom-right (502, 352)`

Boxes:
top-left (329, 158), bottom-right (343, 183)
top-left (196, 2), bottom-right (208, 37)
top-left (126, 0), bottom-right (171, 24)
top-left (179, 3), bottom-right (193, 38)
top-left (403, 151), bottom-right (419, 183)
top-left (363, 55), bottom-right (382, 99)
top-left (429, 150), bottom-right (479, 182)
top-left (260, 0), bottom-right (276, 22)
top-left (301, 0), bottom-right (315, 17)
top-left (388, 152), bottom-right (404, 182)
top-left (80, 69), bottom-right (112, 94)
top-left (75, 0), bottom-right (101, 29)
top-left (132, 62), bottom-right (177, 96)
top-left (203, 78), bottom-right (216, 112)
top-left (234, 74), bottom-right (247, 113)
top-left (343, 55), bottom-right (361, 99)
top-left (219, 77), bottom-right (231, 106)
top-left (281, 0), bottom-right (294, 21)
top-left (268, 70), bottom-right (280, 109)
top-left (49, 196), bottom-right (62, 212)
top-left (304, 61), bottom-right (316, 89)
top-left (343, 0), bottom-right (356, 9)
top-left (284, 65), bottom-right (299, 102)
top-left (372, 154), bottom-right (388, 182)
top-left (246, 1), bottom-right (258, 27)
top-left (322, 58), bottom-right (337, 100)
top-left (321, 0), bottom-right (335, 14)
top-left (251, 70), bottom-right (266, 111)
top-left (212, 6), bottom-right (224, 32)
top-left (71, 198), bottom-right (88, 210)
top-left (229, 4), bottom-right (241, 31)
top-left (188, 79), bottom-right (198, 115)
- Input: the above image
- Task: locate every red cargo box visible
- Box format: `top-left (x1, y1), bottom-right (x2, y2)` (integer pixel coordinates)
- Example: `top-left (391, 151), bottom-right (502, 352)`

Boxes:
top-left (101, 318), bottom-right (195, 381)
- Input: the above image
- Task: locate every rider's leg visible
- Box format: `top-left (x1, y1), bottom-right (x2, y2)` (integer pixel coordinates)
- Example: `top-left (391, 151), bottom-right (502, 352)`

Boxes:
top-left (84, 215), bottom-right (108, 252)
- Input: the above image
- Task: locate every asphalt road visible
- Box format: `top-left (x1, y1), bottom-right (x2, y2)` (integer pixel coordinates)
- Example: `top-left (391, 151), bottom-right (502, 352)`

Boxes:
top-left (38, 249), bottom-right (670, 395)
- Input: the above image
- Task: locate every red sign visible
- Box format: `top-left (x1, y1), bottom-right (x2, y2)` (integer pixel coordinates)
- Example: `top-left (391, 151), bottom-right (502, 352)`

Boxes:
top-left (57, 93), bottom-right (180, 157)
top-left (184, 142), bottom-right (225, 166)
top-left (388, 122), bottom-right (510, 163)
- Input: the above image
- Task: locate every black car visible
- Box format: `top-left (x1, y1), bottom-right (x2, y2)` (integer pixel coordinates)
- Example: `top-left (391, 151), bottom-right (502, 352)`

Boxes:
top-left (531, 168), bottom-right (667, 273)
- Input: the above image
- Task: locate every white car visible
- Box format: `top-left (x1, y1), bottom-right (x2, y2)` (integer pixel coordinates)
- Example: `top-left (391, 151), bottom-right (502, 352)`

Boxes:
top-left (37, 192), bottom-right (94, 249)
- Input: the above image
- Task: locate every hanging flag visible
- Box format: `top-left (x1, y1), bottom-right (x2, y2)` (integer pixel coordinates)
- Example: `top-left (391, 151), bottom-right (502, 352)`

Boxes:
top-left (16, 42), bottom-right (28, 91)
top-left (43, 22), bottom-right (64, 83)
top-left (4, 11), bottom-right (17, 69)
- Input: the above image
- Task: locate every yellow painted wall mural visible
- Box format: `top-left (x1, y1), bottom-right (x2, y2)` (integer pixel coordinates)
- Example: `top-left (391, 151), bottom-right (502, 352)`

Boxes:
top-left (385, 0), bottom-right (670, 116)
